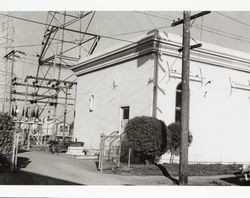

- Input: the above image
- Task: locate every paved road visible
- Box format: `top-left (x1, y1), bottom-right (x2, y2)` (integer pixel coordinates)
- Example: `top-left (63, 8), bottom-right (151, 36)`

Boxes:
top-left (16, 151), bottom-right (175, 185)
top-left (8, 151), bottom-right (242, 185)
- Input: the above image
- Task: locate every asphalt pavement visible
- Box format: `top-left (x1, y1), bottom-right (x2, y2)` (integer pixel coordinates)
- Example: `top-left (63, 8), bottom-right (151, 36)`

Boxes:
top-left (10, 151), bottom-right (245, 185)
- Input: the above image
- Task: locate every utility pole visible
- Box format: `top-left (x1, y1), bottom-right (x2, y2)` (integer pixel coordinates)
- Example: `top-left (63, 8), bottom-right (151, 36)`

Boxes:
top-left (6, 51), bottom-right (15, 115)
top-left (172, 11), bottom-right (210, 185)
top-left (62, 86), bottom-right (68, 141)
top-left (4, 50), bottom-right (26, 115)
top-left (179, 11), bottom-right (190, 185)
top-left (4, 50), bottom-right (16, 171)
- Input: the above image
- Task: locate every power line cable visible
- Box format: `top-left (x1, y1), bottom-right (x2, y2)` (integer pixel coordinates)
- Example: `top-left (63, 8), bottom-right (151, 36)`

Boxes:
top-left (193, 25), bottom-right (250, 44)
top-left (134, 11), bottom-right (173, 21)
top-left (137, 11), bottom-right (250, 46)
top-left (111, 25), bottom-right (172, 37)
top-left (215, 11), bottom-right (250, 28)
top-left (0, 13), bottom-right (136, 44)
top-left (0, 42), bottom-right (59, 49)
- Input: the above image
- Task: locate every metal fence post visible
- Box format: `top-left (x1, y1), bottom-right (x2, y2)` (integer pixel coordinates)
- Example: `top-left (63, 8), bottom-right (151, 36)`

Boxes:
top-left (117, 134), bottom-right (122, 167)
top-left (11, 130), bottom-right (16, 171)
top-left (128, 147), bottom-right (132, 168)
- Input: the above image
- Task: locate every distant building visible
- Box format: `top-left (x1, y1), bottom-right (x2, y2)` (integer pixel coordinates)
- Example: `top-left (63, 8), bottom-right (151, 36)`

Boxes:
top-left (71, 30), bottom-right (250, 163)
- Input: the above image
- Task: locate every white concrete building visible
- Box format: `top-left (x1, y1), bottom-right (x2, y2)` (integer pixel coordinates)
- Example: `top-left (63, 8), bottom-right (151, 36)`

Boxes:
top-left (71, 30), bottom-right (250, 163)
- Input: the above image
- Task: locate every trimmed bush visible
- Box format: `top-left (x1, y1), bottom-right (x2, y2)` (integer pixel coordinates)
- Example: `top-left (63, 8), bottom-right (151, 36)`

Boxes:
top-left (120, 136), bottom-right (142, 164)
top-left (124, 116), bottom-right (167, 164)
top-left (0, 112), bottom-right (15, 170)
top-left (167, 122), bottom-right (193, 163)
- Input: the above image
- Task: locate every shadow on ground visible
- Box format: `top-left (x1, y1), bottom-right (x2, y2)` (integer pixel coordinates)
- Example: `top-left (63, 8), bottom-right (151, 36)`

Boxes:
top-left (220, 176), bottom-right (250, 186)
top-left (0, 156), bottom-right (82, 185)
top-left (155, 164), bottom-right (179, 185)
top-left (95, 161), bottom-right (99, 170)
top-left (18, 149), bottom-right (29, 154)
top-left (0, 170), bottom-right (82, 185)
top-left (17, 156), bottom-right (31, 169)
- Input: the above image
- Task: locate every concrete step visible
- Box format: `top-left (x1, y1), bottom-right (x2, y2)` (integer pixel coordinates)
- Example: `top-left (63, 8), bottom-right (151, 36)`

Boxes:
top-left (59, 153), bottom-right (98, 160)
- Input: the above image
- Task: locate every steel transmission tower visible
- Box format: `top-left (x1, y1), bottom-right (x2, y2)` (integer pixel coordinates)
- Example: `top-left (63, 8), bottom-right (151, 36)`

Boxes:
top-left (0, 12), bottom-right (14, 112)
top-left (20, 11), bottom-right (100, 143)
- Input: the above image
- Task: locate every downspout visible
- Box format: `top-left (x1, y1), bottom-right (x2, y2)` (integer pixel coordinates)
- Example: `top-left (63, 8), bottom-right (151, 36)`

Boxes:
top-left (152, 51), bottom-right (159, 118)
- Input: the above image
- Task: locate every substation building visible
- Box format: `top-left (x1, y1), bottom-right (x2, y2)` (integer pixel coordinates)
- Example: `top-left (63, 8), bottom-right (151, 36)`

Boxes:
top-left (71, 30), bottom-right (250, 163)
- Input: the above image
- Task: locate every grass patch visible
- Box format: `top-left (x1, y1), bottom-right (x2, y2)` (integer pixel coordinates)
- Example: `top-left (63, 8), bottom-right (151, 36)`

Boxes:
top-left (104, 163), bottom-right (242, 177)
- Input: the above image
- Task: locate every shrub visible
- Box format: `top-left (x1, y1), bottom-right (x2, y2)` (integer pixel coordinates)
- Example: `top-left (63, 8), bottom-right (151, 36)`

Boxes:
top-left (0, 112), bottom-right (15, 169)
top-left (167, 122), bottom-right (193, 163)
top-left (124, 116), bottom-right (167, 164)
top-left (120, 135), bottom-right (142, 164)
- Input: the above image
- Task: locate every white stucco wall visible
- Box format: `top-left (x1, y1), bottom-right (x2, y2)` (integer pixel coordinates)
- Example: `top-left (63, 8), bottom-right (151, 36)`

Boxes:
top-left (74, 54), bottom-right (155, 149)
top-left (73, 30), bottom-right (250, 163)
top-left (157, 50), bottom-right (250, 163)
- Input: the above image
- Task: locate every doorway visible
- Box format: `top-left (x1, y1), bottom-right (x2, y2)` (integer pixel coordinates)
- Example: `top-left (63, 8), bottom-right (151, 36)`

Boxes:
top-left (119, 106), bottom-right (130, 133)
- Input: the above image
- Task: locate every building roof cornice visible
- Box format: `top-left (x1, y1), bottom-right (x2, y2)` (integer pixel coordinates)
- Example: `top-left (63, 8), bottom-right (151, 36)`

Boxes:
top-left (71, 30), bottom-right (250, 76)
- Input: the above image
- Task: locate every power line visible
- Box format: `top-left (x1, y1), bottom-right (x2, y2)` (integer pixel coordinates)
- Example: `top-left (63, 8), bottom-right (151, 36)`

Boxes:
top-left (3, 11), bottom-right (250, 46)
top-left (110, 25), bottom-right (172, 37)
top-left (0, 42), bottom-right (59, 49)
top-left (215, 11), bottom-right (250, 28)
top-left (137, 11), bottom-right (250, 46)
top-left (0, 13), bottom-right (135, 44)
top-left (134, 11), bottom-right (173, 21)
top-left (193, 25), bottom-right (250, 44)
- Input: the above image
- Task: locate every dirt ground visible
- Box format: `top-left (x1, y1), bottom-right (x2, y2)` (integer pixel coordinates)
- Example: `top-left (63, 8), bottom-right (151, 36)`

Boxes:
top-left (0, 151), bottom-right (248, 185)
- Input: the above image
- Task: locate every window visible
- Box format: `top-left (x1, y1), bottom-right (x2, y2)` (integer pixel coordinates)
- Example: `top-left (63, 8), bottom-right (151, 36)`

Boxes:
top-left (175, 83), bottom-right (182, 122)
top-left (122, 106), bottom-right (130, 120)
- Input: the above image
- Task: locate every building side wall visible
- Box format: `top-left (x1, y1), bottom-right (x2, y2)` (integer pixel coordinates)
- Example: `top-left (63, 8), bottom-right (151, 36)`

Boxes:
top-left (157, 53), bottom-right (250, 163)
top-left (74, 54), bottom-right (155, 149)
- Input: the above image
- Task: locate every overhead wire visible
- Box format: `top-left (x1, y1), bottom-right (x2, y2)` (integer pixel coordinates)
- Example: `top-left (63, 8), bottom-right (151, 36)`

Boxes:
top-left (214, 11), bottom-right (250, 28)
top-left (110, 27), bottom-right (168, 36)
top-left (134, 11), bottom-right (173, 21)
top-left (6, 11), bottom-right (249, 50)
top-left (0, 12), bottom-right (136, 44)
top-left (136, 11), bottom-right (250, 46)
top-left (0, 42), bottom-right (60, 49)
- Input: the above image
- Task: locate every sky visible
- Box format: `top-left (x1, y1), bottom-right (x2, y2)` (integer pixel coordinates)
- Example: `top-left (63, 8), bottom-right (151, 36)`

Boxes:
top-left (1, 11), bottom-right (250, 81)
top-left (2, 11), bottom-right (250, 119)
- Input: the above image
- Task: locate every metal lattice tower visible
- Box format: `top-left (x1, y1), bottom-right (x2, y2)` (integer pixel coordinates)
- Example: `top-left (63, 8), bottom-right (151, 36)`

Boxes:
top-left (20, 11), bottom-right (100, 142)
top-left (0, 12), bottom-right (14, 112)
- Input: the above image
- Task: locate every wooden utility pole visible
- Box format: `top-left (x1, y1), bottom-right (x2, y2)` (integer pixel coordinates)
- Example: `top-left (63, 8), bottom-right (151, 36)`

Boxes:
top-left (62, 87), bottom-right (68, 141)
top-left (8, 52), bottom-right (15, 115)
top-left (4, 50), bottom-right (16, 171)
top-left (179, 11), bottom-right (191, 185)
top-left (171, 11), bottom-right (211, 185)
